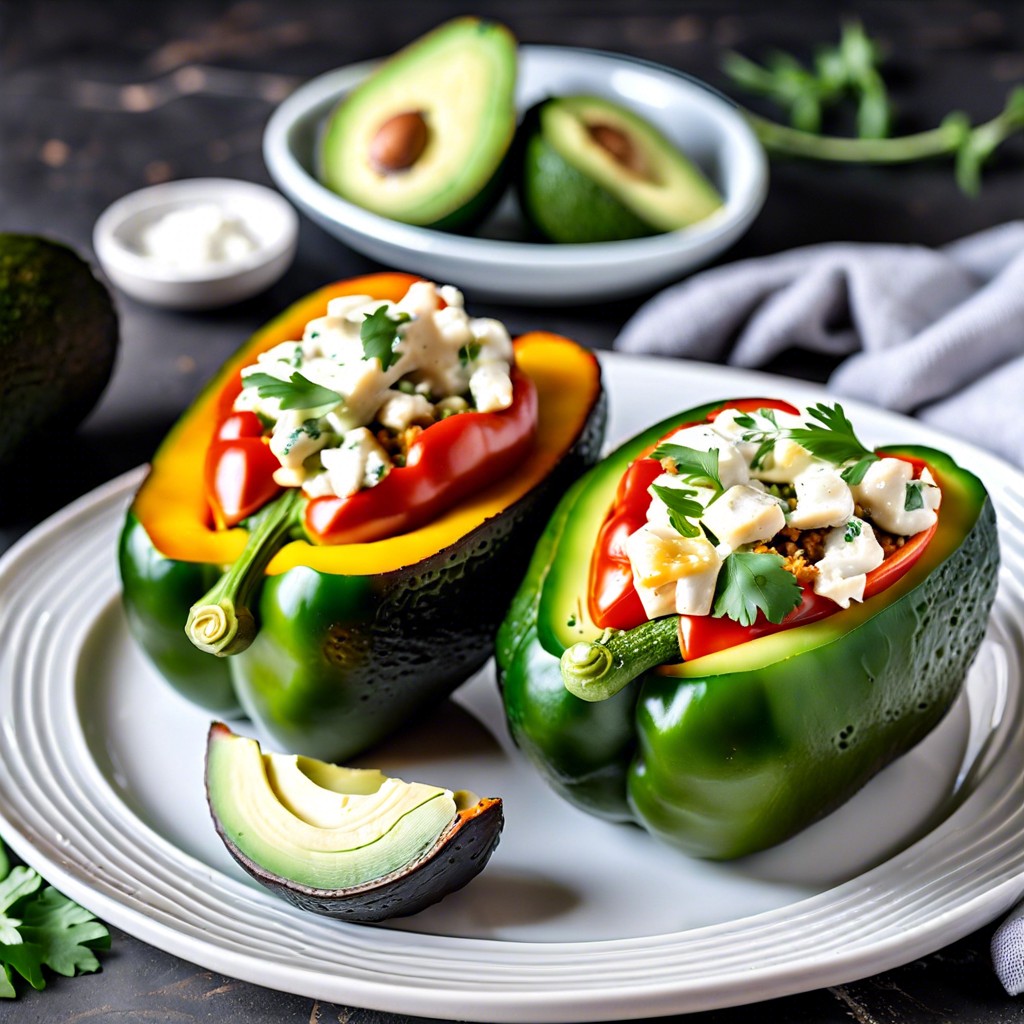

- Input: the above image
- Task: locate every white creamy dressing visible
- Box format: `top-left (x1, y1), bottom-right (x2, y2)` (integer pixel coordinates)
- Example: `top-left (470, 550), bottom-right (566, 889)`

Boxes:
top-left (628, 405), bottom-right (942, 619)
top-left (137, 203), bottom-right (258, 271)
top-left (233, 281), bottom-right (514, 499)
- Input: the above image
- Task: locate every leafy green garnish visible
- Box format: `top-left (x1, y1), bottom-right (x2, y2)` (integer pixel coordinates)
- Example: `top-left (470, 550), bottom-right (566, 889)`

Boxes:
top-left (724, 22), bottom-right (1024, 196)
top-left (0, 839), bottom-right (109, 999)
top-left (712, 551), bottom-right (803, 626)
top-left (360, 306), bottom-right (411, 371)
top-left (787, 402), bottom-right (877, 468)
top-left (243, 371), bottom-right (341, 412)
top-left (905, 481), bottom-right (925, 511)
top-left (458, 341), bottom-right (481, 366)
top-left (650, 444), bottom-right (724, 494)
top-left (844, 519), bottom-right (863, 542)
top-left (650, 484), bottom-right (705, 539)
top-left (734, 408), bottom-right (783, 469)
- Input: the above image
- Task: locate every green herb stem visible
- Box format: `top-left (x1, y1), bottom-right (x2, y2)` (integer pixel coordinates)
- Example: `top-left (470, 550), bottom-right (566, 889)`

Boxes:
top-left (560, 617), bottom-right (682, 702)
top-left (745, 110), bottom-right (964, 164)
top-left (186, 488), bottom-right (303, 656)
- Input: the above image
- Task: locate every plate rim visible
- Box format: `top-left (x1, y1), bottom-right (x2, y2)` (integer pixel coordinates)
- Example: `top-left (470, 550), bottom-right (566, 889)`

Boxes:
top-left (2, 355), bottom-right (1024, 1022)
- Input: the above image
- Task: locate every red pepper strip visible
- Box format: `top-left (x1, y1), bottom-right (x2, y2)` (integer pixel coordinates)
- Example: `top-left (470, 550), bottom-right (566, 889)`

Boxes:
top-left (305, 368), bottom-right (538, 545)
top-left (204, 412), bottom-right (281, 530)
top-left (588, 398), bottom-right (938, 660)
top-left (589, 399), bottom-right (799, 630)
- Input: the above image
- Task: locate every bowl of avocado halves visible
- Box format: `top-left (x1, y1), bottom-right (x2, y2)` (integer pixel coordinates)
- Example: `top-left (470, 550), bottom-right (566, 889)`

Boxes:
top-left (263, 17), bottom-right (768, 304)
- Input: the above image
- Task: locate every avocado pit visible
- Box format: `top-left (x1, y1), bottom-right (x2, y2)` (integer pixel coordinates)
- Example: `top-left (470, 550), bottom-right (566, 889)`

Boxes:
top-left (369, 110), bottom-right (430, 174)
top-left (587, 122), bottom-right (654, 181)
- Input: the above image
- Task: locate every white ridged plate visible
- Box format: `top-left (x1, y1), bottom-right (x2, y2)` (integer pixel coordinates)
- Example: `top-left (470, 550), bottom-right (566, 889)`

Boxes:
top-left (2, 355), bottom-right (1024, 1023)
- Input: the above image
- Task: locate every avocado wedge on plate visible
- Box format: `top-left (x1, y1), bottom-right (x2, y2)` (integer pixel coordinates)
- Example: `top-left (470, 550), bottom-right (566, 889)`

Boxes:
top-left (205, 722), bottom-right (503, 922)
top-left (318, 18), bottom-right (517, 230)
top-left (517, 94), bottom-right (724, 243)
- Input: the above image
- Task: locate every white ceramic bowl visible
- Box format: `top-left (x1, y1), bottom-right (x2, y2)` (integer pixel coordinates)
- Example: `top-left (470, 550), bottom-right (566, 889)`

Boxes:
top-left (93, 178), bottom-right (299, 310)
top-left (263, 46), bottom-right (768, 305)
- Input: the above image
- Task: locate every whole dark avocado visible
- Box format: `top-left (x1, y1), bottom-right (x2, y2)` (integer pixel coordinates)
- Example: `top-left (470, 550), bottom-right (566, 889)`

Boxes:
top-left (0, 234), bottom-right (118, 463)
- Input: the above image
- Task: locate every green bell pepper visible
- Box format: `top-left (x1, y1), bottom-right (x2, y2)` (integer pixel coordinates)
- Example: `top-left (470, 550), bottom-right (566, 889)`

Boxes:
top-left (497, 398), bottom-right (999, 859)
top-left (118, 274), bottom-right (605, 762)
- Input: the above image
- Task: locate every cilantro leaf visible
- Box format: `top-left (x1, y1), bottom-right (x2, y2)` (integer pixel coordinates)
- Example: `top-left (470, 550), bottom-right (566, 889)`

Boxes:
top-left (844, 519), bottom-right (863, 542)
top-left (360, 306), bottom-right (410, 371)
top-left (19, 888), bottom-right (110, 978)
top-left (788, 402), bottom-right (879, 470)
top-left (840, 454), bottom-right (878, 485)
top-left (649, 444), bottom-right (724, 494)
top-left (242, 371), bottom-right (341, 412)
top-left (905, 480), bottom-right (925, 511)
top-left (0, 839), bottom-right (109, 999)
top-left (650, 484), bottom-right (705, 538)
top-left (458, 341), bottom-right (481, 366)
top-left (712, 551), bottom-right (803, 626)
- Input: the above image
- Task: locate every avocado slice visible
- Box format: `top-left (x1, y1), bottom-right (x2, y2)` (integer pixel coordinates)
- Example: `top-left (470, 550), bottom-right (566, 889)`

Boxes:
top-left (205, 723), bottom-right (503, 921)
top-left (0, 234), bottom-right (118, 463)
top-left (318, 18), bottom-right (517, 230)
top-left (517, 95), bottom-right (724, 243)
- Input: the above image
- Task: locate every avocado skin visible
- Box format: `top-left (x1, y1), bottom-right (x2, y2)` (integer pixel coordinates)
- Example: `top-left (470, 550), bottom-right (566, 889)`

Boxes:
top-left (214, 791), bottom-right (504, 923)
top-left (0, 234), bottom-right (118, 463)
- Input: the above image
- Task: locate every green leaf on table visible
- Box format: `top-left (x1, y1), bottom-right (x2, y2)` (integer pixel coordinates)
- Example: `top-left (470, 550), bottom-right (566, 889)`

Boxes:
top-left (360, 306), bottom-right (411, 372)
top-left (242, 371), bottom-right (341, 412)
top-left (19, 887), bottom-right (110, 977)
top-left (0, 837), bottom-right (110, 999)
top-left (713, 551), bottom-right (803, 626)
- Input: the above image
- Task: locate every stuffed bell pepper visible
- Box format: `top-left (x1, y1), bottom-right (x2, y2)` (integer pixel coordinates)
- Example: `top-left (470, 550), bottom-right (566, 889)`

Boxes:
top-left (497, 397), bottom-right (998, 859)
top-left (120, 273), bottom-right (604, 761)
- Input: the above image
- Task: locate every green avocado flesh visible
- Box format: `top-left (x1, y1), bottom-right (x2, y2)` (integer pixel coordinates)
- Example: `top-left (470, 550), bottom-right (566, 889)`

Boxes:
top-left (318, 18), bottom-right (517, 228)
top-left (0, 233), bottom-right (118, 463)
top-left (206, 725), bottom-right (458, 890)
top-left (518, 95), bottom-right (724, 243)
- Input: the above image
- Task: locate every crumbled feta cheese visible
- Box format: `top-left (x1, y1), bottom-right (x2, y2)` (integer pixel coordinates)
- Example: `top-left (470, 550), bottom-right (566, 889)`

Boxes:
top-left (661, 424), bottom-right (750, 488)
top-left (813, 517), bottom-right (885, 607)
top-left (787, 462), bottom-right (855, 530)
top-left (469, 361), bottom-right (513, 413)
top-left (320, 428), bottom-right (392, 499)
top-left (625, 526), bottom-right (723, 618)
top-left (377, 391), bottom-right (434, 432)
top-left (269, 411), bottom-right (327, 470)
top-left (851, 458), bottom-right (940, 535)
top-left (700, 484), bottom-right (787, 552)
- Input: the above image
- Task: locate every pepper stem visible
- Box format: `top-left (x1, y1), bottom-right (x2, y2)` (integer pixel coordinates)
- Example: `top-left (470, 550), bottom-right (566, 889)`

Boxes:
top-left (186, 488), bottom-right (303, 657)
top-left (560, 616), bottom-right (682, 702)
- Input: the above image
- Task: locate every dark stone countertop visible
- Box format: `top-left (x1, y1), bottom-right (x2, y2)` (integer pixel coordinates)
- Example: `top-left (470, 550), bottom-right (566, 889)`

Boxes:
top-left (3, 1), bottom-right (1024, 1021)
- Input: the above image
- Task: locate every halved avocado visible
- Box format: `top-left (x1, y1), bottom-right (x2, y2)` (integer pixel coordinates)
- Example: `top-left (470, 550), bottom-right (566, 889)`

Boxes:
top-left (318, 18), bottom-right (517, 230)
top-left (205, 722), bottom-right (503, 922)
top-left (517, 95), bottom-right (724, 243)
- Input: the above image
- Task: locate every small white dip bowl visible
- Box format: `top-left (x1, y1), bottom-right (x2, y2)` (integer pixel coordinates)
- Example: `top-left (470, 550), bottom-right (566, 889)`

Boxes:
top-left (93, 178), bottom-right (299, 311)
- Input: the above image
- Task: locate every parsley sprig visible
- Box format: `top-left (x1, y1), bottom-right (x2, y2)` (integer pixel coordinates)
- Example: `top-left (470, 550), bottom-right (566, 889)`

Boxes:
top-left (712, 551), bottom-right (803, 626)
top-left (649, 485), bottom-right (706, 539)
top-left (242, 371), bottom-right (341, 412)
top-left (735, 401), bottom-right (878, 484)
top-left (649, 443), bottom-right (724, 494)
top-left (0, 838), bottom-right (109, 999)
top-left (788, 402), bottom-right (879, 484)
top-left (724, 21), bottom-right (1024, 195)
top-left (360, 306), bottom-right (411, 371)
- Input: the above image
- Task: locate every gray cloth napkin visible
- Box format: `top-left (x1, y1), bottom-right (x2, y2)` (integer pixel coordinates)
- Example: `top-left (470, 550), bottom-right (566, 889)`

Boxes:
top-left (613, 222), bottom-right (1024, 993)
top-left (615, 222), bottom-right (1024, 467)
